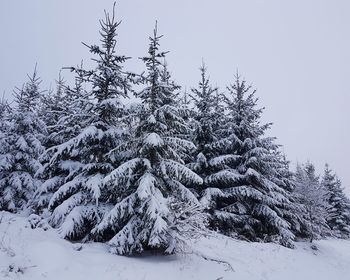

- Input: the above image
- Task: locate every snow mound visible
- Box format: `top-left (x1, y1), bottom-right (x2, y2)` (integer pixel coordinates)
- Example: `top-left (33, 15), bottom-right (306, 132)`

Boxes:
top-left (0, 211), bottom-right (350, 280)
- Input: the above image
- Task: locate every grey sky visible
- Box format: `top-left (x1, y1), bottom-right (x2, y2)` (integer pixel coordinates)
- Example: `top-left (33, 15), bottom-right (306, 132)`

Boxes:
top-left (1, 0), bottom-right (349, 194)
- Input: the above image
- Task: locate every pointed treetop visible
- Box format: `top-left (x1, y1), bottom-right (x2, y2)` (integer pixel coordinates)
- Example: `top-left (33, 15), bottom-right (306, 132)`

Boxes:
top-left (140, 21), bottom-right (169, 70)
top-left (13, 65), bottom-right (43, 112)
top-left (191, 61), bottom-right (218, 118)
top-left (0, 92), bottom-right (11, 119)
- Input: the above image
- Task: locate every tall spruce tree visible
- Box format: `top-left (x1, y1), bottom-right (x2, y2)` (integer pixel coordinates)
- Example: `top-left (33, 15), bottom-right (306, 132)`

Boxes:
top-left (201, 74), bottom-right (295, 246)
top-left (322, 164), bottom-right (350, 238)
top-left (189, 63), bottom-right (223, 193)
top-left (36, 5), bottom-right (132, 239)
top-left (92, 24), bottom-right (205, 255)
top-left (0, 68), bottom-right (46, 212)
top-left (190, 62), bottom-right (218, 156)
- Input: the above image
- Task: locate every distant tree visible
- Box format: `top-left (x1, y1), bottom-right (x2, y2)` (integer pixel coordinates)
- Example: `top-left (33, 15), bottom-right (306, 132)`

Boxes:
top-left (271, 152), bottom-right (308, 238)
top-left (0, 68), bottom-right (46, 212)
top-left (0, 95), bottom-right (12, 156)
top-left (322, 164), bottom-right (350, 238)
top-left (0, 94), bottom-right (11, 120)
top-left (293, 162), bottom-right (329, 242)
top-left (92, 24), bottom-right (205, 255)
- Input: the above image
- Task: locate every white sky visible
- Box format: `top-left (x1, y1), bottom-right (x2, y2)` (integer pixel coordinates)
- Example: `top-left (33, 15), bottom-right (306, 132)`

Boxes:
top-left (1, 0), bottom-right (349, 194)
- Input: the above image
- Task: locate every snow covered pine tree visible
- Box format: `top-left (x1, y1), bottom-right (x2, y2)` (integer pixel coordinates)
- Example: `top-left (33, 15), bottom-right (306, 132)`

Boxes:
top-left (200, 73), bottom-right (296, 247)
top-left (322, 164), bottom-right (350, 238)
top-left (35, 5), bottom-right (132, 240)
top-left (92, 23), bottom-right (206, 255)
top-left (0, 94), bottom-right (11, 121)
top-left (189, 62), bottom-right (221, 193)
top-left (38, 72), bottom-right (70, 148)
top-left (0, 68), bottom-right (46, 212)
top-left (33, 67), bottom-right (93, 213)
top-left (293, 162), bottom-right (329, 242)
top-left (0, 95), bottom-right (11, 153)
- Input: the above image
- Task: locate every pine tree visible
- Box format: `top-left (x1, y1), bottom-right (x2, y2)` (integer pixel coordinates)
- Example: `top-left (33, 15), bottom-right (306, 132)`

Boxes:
top-left (36, 5), bottom-right (132, 239)
top-left (0, 95), bottom-right (11, 145)
top-left (190, 62), bottom-right (218, 159)
top-left (272, 151), bottom-right (308, 237)
top-left (0, 94), bottom-right (11, 121)
top-left (33, 68), bottom-right (93, 213)
top-left (293, 162), bottom-right (329, 242)
top-left (0, 95), bottom-right (12, 207)
top-left (39, 72), bottom-right (69, 148)
top-left (188, 63), bottom-right (224, 195)
top-left (92, 24), bottom-right (205, 255)
top-left (322, 164), bottom-right (350, 238)
top-left (201, 74), bottom-right (295, 246)
top-left (177, 89), bottom-right (193, 123)
top-left (0, 68), bottom-right (46, 212)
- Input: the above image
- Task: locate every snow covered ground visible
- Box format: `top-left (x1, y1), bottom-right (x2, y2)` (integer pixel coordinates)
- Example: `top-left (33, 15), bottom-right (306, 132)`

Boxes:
top-left (1, 211), bottom-right (350, 280)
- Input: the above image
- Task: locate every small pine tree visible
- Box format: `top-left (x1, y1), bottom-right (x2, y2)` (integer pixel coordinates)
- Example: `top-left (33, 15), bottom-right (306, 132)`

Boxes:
top-left (0, 95), bottom-right (12, 146)
top-left (322, 164), bottom-right (350, 238)
top-left (39, 72), bottom-right (69, 148)
top-left (92, 24), bottom-right (205, 255)
top-left (272, 151), bottom-right (308, 238)
top-left (33, 68), bottom-right (93, 213)
top-left (0, 68), bottom-right (46, 212)
top-left (293, 162), bottom-right (329, 242)
top-left (0, 94), bottom-right (11, 121)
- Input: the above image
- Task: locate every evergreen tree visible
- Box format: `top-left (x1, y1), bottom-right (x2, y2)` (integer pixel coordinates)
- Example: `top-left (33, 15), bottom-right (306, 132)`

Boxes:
top-left (322, 164), bottom-right (350, 238)
top-left (0, 95), bottom-right (11, 145)
top-left (39, 72), bottom-right (69, 148)
top-left (0, 94), bottom-right (11, 121)
top-left (177, 89), bottom-right (193, 124)
top-left (190, 62), bottom-right (218, 158)
top-left (201, 74), bottom-right (295, 246)
top-left (0, 95), bottom-right (12, 207)
top-left (272, 151), bottom-right (308, 237)
top-left (0, 68), bottom-right (46, 212)
top-left (36, 5), bottom-right (132, 239)
top-left (92, 24), bottom-right (205, 255)
top-left (33, 68), bottom-right (93, 213)
top-left (293, 162), bottom-right (329, 242)
top-left (188, 63), bottom-right (224, 195)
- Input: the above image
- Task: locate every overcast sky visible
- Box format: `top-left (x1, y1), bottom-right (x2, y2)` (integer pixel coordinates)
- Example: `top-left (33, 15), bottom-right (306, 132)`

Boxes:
top-left (1, 0), bottom-right (349, 194)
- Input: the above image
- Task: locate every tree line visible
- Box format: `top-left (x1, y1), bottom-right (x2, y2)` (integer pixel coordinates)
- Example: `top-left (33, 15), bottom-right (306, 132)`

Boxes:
top-left (1, 5), bottom-right (349, 255)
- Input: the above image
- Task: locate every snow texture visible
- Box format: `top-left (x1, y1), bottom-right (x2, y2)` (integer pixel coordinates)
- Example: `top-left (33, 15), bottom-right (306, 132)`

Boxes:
top-left (1, 212), bottom-right (350, 280)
